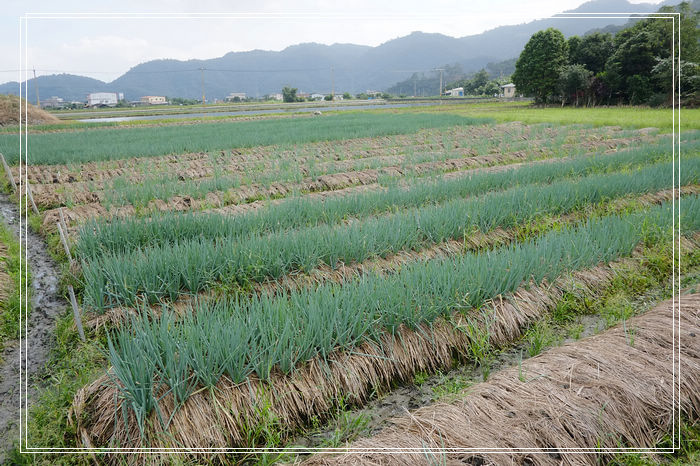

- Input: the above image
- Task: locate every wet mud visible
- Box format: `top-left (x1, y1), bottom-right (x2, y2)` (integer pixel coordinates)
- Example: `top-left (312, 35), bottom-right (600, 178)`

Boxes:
top-left (0, 192), bottom-right (66, 458)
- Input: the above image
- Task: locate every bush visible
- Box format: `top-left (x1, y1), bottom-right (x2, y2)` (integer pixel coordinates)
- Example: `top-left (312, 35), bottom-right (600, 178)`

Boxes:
top-left (647, 93), bottom-right (667, 108)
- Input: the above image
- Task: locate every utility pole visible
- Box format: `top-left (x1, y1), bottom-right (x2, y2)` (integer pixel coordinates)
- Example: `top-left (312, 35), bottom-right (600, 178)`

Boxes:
top-left (199, 67), bottom-right (206, 105)
top-left (413, 75), bottom-right (417, 98)
top-left (33, 68), bottom-right (39, 107)
top-left (434, 68), bottom-right (445, 105)
top-left (331, 65), bottom-right (335, 101)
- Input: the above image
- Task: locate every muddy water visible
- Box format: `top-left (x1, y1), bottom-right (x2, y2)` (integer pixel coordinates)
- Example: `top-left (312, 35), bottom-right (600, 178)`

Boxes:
top-left (0, 192), bottom-right (65, 457)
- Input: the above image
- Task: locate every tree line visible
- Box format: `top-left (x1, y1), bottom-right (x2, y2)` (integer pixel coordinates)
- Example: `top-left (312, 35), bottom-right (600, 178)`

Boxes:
top-left (512, 1), bottom-right (699, 106)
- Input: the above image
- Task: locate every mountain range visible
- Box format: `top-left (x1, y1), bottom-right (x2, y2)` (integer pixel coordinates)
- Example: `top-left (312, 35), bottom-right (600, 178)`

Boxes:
top-left (0, 0), bottom-right (673, 101)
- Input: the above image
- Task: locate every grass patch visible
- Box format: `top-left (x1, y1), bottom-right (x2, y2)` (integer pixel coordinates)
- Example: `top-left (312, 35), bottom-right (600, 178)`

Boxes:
top-left (5, 313), bottom-right (107, 465)
top-left (391, 101), bottom-right (700, 131)
top-left (0, 221), bottom-right (26, 352)
top-left (611, 420), bottom-right (700, 465)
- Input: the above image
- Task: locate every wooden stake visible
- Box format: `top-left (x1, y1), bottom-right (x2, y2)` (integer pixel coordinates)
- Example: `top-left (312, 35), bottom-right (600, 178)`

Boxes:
top-left (58, 207), bottom-right (69, 235)
top-left (26, 183), bottom-right (39, 215)
top-left (56, 222), bottom-right (72, 263)
top-left (0, 152), bottom-right (16, 192)
top-left (68, 285), bottom-right (86, 342)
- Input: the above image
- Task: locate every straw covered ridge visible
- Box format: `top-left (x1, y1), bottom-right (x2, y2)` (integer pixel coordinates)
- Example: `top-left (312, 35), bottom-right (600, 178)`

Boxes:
top-left (306, 294), bottom-right (700, 466)
top-left (72, 233), bottom-right (696, 454)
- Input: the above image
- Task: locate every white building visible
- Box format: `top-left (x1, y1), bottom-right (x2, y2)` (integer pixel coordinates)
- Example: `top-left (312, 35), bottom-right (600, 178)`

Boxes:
top-left (41, 96), bottom-right (65, 108)
top-left (140, 95), bottom-right (167, 105)
top-left (87, 92), bottom-right (120, 107)
top-left (311, 93), bottom-right (326, 101)
top-left (501, 83), bottom-right (516, 98)
top-left (446, 87), bottom-right (464, 97)
top-left (270, 93), bottom-right (283, 101)
top-left (225, 92), bottom-right (247, 101)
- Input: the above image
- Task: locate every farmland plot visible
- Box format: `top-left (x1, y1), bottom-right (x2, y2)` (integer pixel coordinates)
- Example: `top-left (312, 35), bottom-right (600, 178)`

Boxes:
top-left (6, 114), bottom-right (698, 463)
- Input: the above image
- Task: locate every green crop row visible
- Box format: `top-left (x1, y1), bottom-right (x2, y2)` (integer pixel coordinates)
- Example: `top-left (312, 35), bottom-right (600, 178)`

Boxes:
top-left (94, 124), bottom-right (623, 209)
top-left (0, 113), bottom-right (490, 165)
top-left (106, 198), bottom-right (700, 436)
top-left (76, 136), bottom-right (689, 260)
top-left (81, 159), bottom-right (699, 311)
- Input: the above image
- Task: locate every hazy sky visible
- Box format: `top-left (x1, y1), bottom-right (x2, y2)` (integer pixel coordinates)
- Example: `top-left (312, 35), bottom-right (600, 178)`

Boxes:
top-left (1, 0), bottom-right (662, 85)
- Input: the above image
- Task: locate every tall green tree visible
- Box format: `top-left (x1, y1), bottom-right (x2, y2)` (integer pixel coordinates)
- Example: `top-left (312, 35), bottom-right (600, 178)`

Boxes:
top-left (558, 64), bottom-right (593, 106)
top-left (282, 86), bottom-right (298, 103)
top-left (652, 58), bottom-right (700, 105)
top-left (567, 36), bottom-right (582, 64)
top-left (512, 28), bottom-right (568, 104)
top-left (605, 30), bottom-right (664, 102)
top-left (604, 1), bottom-right (698, 104)
top-left (569, 32), bottom-right (614, 74)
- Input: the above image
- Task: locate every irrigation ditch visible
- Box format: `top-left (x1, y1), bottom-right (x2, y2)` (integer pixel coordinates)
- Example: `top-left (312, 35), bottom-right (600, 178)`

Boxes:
top-left (0, 192), bottom-right (66, 458)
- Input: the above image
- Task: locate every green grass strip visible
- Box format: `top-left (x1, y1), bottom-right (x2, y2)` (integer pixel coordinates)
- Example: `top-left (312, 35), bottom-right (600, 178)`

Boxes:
top-left (0, 223), bottom-right (26, 351)
top-left (77, 135), bottom-right (693, 260)
top-left (82, 159), bottom-right (700, 311)
top-left (0, 113), bottom-right (490, 165)
top-left (106, 197), bottom-right (700, 433)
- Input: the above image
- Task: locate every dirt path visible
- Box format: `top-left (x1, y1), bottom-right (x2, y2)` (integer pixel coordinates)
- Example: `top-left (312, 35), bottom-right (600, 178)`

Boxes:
top-left (0, 192), bottom-right (65, 458)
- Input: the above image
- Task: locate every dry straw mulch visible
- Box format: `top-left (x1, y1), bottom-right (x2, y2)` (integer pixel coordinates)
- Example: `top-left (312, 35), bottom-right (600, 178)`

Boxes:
top-left (305, 293), bottom-right (700, 466)
top-left (0, 94), bottom-right (59, 126)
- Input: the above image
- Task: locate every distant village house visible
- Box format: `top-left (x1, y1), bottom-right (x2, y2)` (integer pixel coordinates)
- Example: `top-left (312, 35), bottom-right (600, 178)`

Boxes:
top-left (501, 83), bottom-right (516, 98)
top-left (225, 92), bottom-right (246, 102)
top-left (140, 95), bottom-right (167, 105)
top-left (40, 96), bottom-right (65, 108)
top-left (446, 87), bottom-right (464, 97)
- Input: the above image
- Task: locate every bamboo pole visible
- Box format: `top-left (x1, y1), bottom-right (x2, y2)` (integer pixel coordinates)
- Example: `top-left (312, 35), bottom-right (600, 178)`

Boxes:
top-left (0, 152), bottom-right (16, 192)
top-left (25, 183), bottom-right (39, 215)
top-left (58, 207), bottom-right (69, 236)
top-left (68, 285), bottom-right (86, 342)
top-left (56, 222), bottom-right (72, 263)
